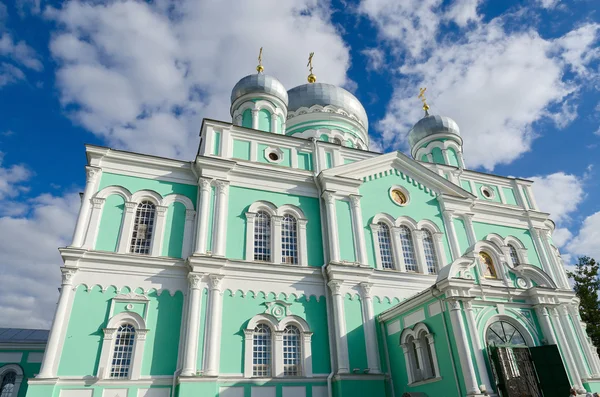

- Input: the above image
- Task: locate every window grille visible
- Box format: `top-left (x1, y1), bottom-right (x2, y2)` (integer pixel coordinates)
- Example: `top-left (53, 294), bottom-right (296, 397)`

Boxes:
top-left (283, 325), bottom-right (301, 376)
top-left (130, 201), bottom-right (156, 254)
top-left (0, 371), bottom-right (15, 397)
top-left (508, 244), bottom-right (520, 266)
top-left (110, 324), bottom-right (136, 379)
top-left (377, 222), bottom-right (394, 269)
top-left (254, 211), bottom-right (271, 262)
top-left (253, 324), bottom-right (272, 377)
top-left (399, 226), bottom-right (417, 271)
top-left (281, 214), bottom-right (298, 264)
top-left (423, 230), bottom-right (438, 274)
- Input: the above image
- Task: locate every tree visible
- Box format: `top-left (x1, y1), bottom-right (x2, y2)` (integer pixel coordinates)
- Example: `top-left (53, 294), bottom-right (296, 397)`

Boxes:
top-left (568, 256), bottom-right (600, 354)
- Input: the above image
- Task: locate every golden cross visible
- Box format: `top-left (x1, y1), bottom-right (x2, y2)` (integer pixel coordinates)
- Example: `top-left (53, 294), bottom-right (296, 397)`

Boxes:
top-left (256, 47), bottom-right (264, 73)
top-left (418, 87), bottom-right (430, 113)
top-left (307, 52), bottom-right (314, 73)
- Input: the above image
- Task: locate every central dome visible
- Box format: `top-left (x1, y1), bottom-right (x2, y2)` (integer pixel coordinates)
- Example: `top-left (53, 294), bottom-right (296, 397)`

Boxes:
top-left (408, 114), bottom-right (460, 148)
top-left (287, 83), bottom-right (369, 130)
top-left (230, 74), bottom-right (288, 111)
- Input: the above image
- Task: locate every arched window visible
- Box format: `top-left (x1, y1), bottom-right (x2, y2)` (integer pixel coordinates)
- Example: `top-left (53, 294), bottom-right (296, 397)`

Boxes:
top-left (253, 324), bottom-right (272, 377)
top-left (281, 214), bottom-right (298, 264)
top-left (480, 251), bottom-right (498, 279)
top-left (423, 230), bottom-right (438, 274)
top-left (283, 325), bottom-right (301, 376)
top-left (399, 226), bottom-right (417, 272)
top-left (332, 137), bottom-right (342, 145)
top-left (508, 244), bottom-right (520, 266)
top-left (377, 222), bottom-right (394, 270)
top-left (130, 201), bottom-right (156, 254)
top-left (401, 323), bottom-right (440, 384)
top-left (110, 324), bottom-right (136, 378)
top-left (254, 211), bottom-right (271, 262)
top-left (0, 371), bottom-right (15, 397)
top-left (486, 321), bottom-right (526, 346)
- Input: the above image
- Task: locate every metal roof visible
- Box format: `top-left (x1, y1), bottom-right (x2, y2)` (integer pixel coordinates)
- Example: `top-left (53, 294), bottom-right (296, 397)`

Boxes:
top-left (0, 328), bottom-right (49, 344)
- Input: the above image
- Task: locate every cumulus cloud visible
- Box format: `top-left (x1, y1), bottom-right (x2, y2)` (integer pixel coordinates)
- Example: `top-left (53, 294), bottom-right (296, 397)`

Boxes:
top-left (0, 33), bottom-right (43, 71)
top-left (0, 152), bottom-right (32, 202)
top-left (567, 212), bottom-right (600, 261)
top-left (47, 0), bottom-right (350, 159)
top-left (445, 0), bottom-right (481, 27)
top-left (529, 172), bottom-right (585, 223)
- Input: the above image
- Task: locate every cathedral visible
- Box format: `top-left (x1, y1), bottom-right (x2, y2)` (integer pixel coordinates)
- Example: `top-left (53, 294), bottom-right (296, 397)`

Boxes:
top-left (1, 54), bottom-right (600, 397)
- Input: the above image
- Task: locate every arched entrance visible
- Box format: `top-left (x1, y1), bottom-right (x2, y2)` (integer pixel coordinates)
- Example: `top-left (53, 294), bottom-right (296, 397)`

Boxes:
top-left (485, 320), bottom-right (542, 397)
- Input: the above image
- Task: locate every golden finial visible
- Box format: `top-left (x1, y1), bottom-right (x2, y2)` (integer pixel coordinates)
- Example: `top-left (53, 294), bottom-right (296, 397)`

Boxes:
top-left (307, 52), bottom-right (316, 83)
top-left (418, 87), bottom-right (430, 115)
top-left (256, 47), bottom-right (264, 73)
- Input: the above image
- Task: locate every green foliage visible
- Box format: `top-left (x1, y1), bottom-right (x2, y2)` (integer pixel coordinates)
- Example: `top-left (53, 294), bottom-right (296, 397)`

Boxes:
top-left (567, 256), bottom-right (600, 354)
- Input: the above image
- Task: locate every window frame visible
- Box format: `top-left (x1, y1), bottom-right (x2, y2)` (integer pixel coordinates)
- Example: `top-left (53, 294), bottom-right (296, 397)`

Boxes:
top-left (0, 365), bottom-right (23, 397)
top-left (400, 323), bottom-right (441, 385)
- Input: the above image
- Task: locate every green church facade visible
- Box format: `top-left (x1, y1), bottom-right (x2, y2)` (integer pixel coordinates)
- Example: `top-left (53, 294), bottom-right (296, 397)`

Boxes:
top-left (1, 67), bottom-right (600, 397)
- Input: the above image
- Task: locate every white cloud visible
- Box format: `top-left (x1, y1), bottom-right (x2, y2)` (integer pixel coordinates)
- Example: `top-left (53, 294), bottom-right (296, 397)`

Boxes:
top-left (554, 23), bottom-right (600, 78)
top-left (0, 62), bottom-right (25, 87)
top-left (529, 172), bottom-right (585, 223)
top-left (445, 0), bottom-right (481, 27)
top-left (552, 227), bottom-right (573, 248)
top-left (362, 47), bottom-right (385, 72)
top-left (537, 0), bottom-right (559, 8)
top-left (15, 0), bottom-right (41, 17)
top-left (47, 0), bottom-right (350, 159)
top-left (0, 33), bottom-right (43, 71)
top-left (567, 211), bottom-right (600, 260)
top-left (0, 152), bottom-right (32, 202)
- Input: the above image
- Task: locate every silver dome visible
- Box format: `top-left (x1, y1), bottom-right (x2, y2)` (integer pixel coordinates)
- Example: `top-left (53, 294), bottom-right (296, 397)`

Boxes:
top-left (408, 114), bottom-right (460, 148)
top-left (230, 74), bottom-right (288, 108)
top-left (287, 83), bottom-right (369, 130)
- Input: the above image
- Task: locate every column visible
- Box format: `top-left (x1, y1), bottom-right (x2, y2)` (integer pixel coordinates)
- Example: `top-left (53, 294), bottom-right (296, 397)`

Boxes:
top-left (82, 197), bottom-right (105, 249)
top-left (327, 281), bottom-right (349, 373)
top-left (567, 305), bottom-right (600, 377)
top-left (38, 268), bottom-right (77, 378)
top-left (462, 213), bottom-right (477, 246)
top-left (534, 306), bottom-right (558, 345)
top-left (464, 301), bottom-right (494, 393)
top-left (117, 202), bottom-right (137, 253)
top-left (274, 331), bottom-right (284, 377)
top-left (558, 305), bottom-right (590, 379)
top-left (251, 109), bottom-right (259, 130)
top-left (402, 343), bottom-right (416, 383)
top-left (323, 192), bottom-right (340, 263)
top-left (413, 230), bottom-right (429, 274)
top-left (447, 299), bottom-right (481, 395)
top-left (349, 195), bottom-right (368, 265)
top-left (194, 178), bottom-right (212, 254)
top-left (442, 210), bottom-right (461, 260)
top-left (549, 307), bottom-right (584, 391)
top-left (150, 205), bottom-right (168, 256)
top-left (540, 229), bottom-right (570, 288)
top-left (182, 210), bottom-right (196, 258)
top-left (270, 113), bottom-right (278, 133)
top-left (391, 227), bottom-right (407, 272)
top-left (298, 219), bottom-right (308, 266)
top-left (273, 215), bottom-right (283, 264)
top-left (181, 274), bottom-right (203, 376)
top-left (71, 166), bottom-right (102, 247)
top-left (213, 180), bottom-right (230, 257)
top-left (204, 275), bottom-right (224, 376)
top-left (530, 228), bottom-right (557, 283)
top-left (359, 283), bottom-right (380, 373)
top-left (525, 185), bottom-right (539, 210)
top-left (441, 148), bottom-right (450, 165)
top-left (457, 151), bottom-right (465, 169)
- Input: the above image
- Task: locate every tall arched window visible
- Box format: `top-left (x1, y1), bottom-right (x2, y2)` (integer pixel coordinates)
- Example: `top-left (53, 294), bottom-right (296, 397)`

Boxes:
top-left (480, 252), bottom-right (498, 279)
top-left (377, 222), bottom-right (394, 270)
top-left (283, 325), bottom-right (301, 376)
top-left (508, 244), bottom-right (520, 266)
top-left (423, 230), bottom-right (438, 274)
top-left (281, 214), bottom-right (298, 264)
top-left (253, 324), bottom-right (272, 377)
top-left (130, 201), bottom-right (156, 254)
top-left (0, 371), bottom-right (15, 397)
top-left (254, 211), bottom-right (271, 262)
top-left (399, 226), bottom-right (417, 272)
top-left (486, 321), bottom-right (526, 346)
top-left (110, 324), bottom-right (136, 378)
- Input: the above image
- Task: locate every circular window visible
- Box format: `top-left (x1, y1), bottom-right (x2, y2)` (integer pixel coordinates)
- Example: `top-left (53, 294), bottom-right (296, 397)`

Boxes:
top-left (268, 152), bottom-right (279, 161)
top-left (486, 321), bottom-right (526, 346)
top-left (264, 147), bottom-right (284, 164)
top-left (389, 186), bottom-right (410, 206)
top-left (480, 186), bottom-right (495, 199)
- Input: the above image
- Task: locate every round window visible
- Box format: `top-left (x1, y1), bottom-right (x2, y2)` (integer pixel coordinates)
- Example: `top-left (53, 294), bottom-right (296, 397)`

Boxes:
top-left (389, 187), bottom-right (409, 206)
top-left (480, 186), bottom-right (495, 199)
top-left (268, 152), bottom-right (279, 161)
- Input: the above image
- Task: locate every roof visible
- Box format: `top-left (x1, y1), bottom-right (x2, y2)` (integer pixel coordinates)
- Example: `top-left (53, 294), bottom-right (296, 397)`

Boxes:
top-left (0, 328), bottom-right (49, 344)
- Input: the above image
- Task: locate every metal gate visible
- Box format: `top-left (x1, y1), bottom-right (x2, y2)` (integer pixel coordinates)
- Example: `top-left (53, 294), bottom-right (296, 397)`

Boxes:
top-left (489, 346), bottom-right (542, 397)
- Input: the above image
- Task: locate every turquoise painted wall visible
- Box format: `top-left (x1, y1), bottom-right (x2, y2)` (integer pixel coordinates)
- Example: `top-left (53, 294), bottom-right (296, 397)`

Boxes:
top-left (297, 151), bottom-right (313, 171)
top-left (325, 152), bottom-right (333, 169)
top-left (242, 109), bottom-right (252, 129)
top-left (26, 385), bottom-right (172, 397)
top-left (360, 169), bottom-right (452, 268)
top-left (258, 109), bottom-right (271, 132)
top-left (98, 173), bottom-right (197, 206)
top-left (96, 194), bottom-right (124, 252)
top-left (219, 291), bottom-right (330, 374)
top-left (431, 147), bottom-right (444, 164)
top-left (336, 200), bottom-right (356, 262)
top-left (0, 349), bottom-right (43, 397)
top-left (226, 186), bottom-right (324, 266)
top-left (453, 218), bottom-right (471, 254)
top-left (472, 222), bottom-right (542, 268)
top-left (161, 201), bottom-right (186, 258)
top-left (213, 131), bottom-right (221, 156)
top-left (502, 187), bottom-right (518, 205)
top-left (475, 183), bottom-right (502, 203)
top-left (258, 144), bottom-right (292, 167)
top-left (233, 139), bottom-right (252, 161)
top-left (344, 294), bottom-right (367, 371)
top-left (373, 297), bottom-right (402, 373)
top-left (460, 179), bottom-right (472, 193)
top-left (447, 148), bottom-right (459, 167)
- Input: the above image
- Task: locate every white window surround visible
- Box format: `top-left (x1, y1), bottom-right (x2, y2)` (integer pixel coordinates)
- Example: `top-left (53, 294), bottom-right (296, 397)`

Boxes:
top-left (480, 185), bottom-right (496, 200)
top-left (87, 186), bottom-right (196, 258)
top-left (388, 185), bottom-right (410, 207)
top-left (243, 314), bottom-right (313, 378)
top-left (0, 364), bottom-right (23, 397)
top-left (264, 147), bottom-right (285, 164)
top-left (471, 240), bottom-right (508, 285)
top-left (484, 234), bottom-right (530, 269)
top-left (414, 139), bottom-right (465, 169)
top-left (245, 201), bottom-right (308, 266)
top-left (370, 214), bottom-right (446, 274)
top-left (400, 323), bottom-right (441, 385)
top-left (97, 311), bottom-right (149, 380)
top-left (232, 100), bottom-right (286, 133)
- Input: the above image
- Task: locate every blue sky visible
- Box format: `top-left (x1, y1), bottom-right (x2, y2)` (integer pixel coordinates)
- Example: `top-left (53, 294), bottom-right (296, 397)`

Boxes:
top-left (0, 0), bottom-right (598, 327)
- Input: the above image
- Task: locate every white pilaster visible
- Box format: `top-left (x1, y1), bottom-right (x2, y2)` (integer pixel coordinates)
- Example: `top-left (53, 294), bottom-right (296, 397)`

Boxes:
top-left (349, 195), bottom-right (368, 265)
top-left (525, 185), bottom-right (539, 210)
top-left (464, 300), bottom-right (493, 393)
top-left (328, 281), bottom-right (349, 373)
top-left (425, 334), bottom-right (441, 378)
top-left (442, 210), bottom-right (461, 260)
top-left (298, 219), bottom-right (308, 266)
top-left (457, 151), bottom-right (465, 169)
top-left (274, 331), bottom-right (284, 377)
top-left (359, 283), bottom-right (380, 373)
top-left (303, 332), bottom-right (313, 377)
top-left (251, 109), bottom-right (259, 130)
top-left (270, 113), bottom-right (278, 133)
top-left (245, 212), bottom-right (256, 261)
top-left (530, 228), bottom-right (557, 283)
top-left (38, 268), bottom-right (77, 378)
top-left (567, 305), bottom-right (600, 377)
top-left (323, 191), bottom-right (340, 263)
top-left (194, 178), bottom-right (212, 254)
top-left (447, 299), bottom-right (481, 396)
top-left (204, 275), bottom-right (224, 376)
top-left (441, 148), bottom-right (450, 165)
top-left (462, 213), bottom-right (477, 246)
top-left (540, 229), bottom-right (570, 288)
top-left (433, 232), bottom-right (448, 269)
top-left (182, 210), bottom-right (196, 258)
top-left (549, 307), bottom-right (584, 391)
top-left (391, 227), bottom-right (407, 272)
top-left (558, 305), bottom-right (590, 379)
top-left (413, 230), bottom-right (429, 274)
top-left (82, 197), bottom-right (105, 249)
top-left (534, 306), bottom-right (558, 345)
top-left (117, 202), bottom-right (137, 253)
top-left (273, 215), bottom-right (283, 264)
top-left (181, 274), bottom-right (203, 376)
top-left (150, 205), bottom-right (168, 256)
top-left (71, 166), bottom-right (102, 247)
top-left (213, 180), bottom-right (230, 257)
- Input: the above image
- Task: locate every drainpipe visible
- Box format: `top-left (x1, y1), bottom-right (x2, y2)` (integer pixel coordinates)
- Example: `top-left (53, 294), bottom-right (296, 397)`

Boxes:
top-left (171, 369), bottom-right (181, 397)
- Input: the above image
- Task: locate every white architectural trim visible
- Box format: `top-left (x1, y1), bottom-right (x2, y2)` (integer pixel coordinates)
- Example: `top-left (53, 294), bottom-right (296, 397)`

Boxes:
top-left (0, 364), bottom-right (24, 397)
top-left (399, 322), bottom-right (441, 384)
top-left (323, 192), bottom-right (340, 263)
top-left (213, 180), bottom-right (230, 257)
top-left (71, 166), bottom-right (103, 248)
top-left (359, 283), bottom-right (380, 373)
top-left (549, 307), bottom-right (585, 392)
top-left (181, 274), bottom-right (204, 376)
top-left (327, 281), bottom-right (349, 373)
top-left (195, 178), bottom-right (212, 254)
top-left (349, 195), bottom-right (368, 265)
top-left (204, 275), bottom-right (224, 376)
top-left (463, 301), bottom-right (493, 394)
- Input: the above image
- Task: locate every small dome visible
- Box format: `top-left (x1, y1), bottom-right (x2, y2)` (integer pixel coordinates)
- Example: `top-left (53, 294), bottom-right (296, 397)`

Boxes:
top-left (408, 114), bottom-right (460, 148)
top-left (287, 83), bottom-right (368, 130)
top-left (230, 74), bottom-right (288, 109)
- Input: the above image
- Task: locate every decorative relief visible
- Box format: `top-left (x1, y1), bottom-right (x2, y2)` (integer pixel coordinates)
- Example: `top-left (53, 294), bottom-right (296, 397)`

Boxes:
top-left (91, 197), bottom-right (105, 209)
top-left (61, 268), bottom-right (77, 285)
top-left (85, 166), bottom-right (101, 182)
top-left (214, 180), bottom-right (230, 192)
top-left (185, 210), bottom-right (196, 221)
top-left (125, 303), bottom-right (134, 311)
top-left (208, 274), bottom-right (224, 291)
top-left (136, 329), bottom-right (149, 340)
top-left (114, 292), bottom-right (149, 302)
top-left (359, 282), bottom-right (373, 298)
top-left (447, 299), bottom-right (461, 311)
top-left (124, 202), bottom-right (137, 212)
top-left (188, 274), bottom-right (203, 289)
top-left (327, 280), bottom-right (342, 295)
top-left (199, 178), bottom-right (212, 191)
top-left (349, 195), bottom-right (362, 208)
top-left (264, 300), bottom-right (292, 319)
top-left (322, 191), bottom-right (335, 205)
top-left (516, 277), bottom-right (529, 289)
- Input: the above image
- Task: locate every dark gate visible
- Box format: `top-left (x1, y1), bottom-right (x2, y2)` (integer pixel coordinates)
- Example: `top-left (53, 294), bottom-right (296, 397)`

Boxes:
top-left (529, 345), bottom-right (571, 397)
top-left (489, 346), bottom-right (542, 397)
